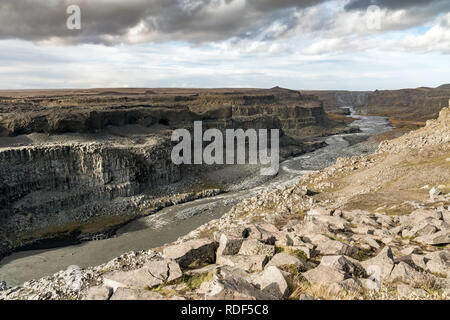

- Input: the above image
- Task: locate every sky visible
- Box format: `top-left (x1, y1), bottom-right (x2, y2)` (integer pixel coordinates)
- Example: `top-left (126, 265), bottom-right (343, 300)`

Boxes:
top-left (0, 0), bottom-right (449, 91)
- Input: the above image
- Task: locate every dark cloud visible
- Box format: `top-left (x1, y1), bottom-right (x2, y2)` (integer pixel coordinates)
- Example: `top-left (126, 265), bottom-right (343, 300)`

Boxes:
top-left (0, 0), bottom-right (326, 44)
top-left (0, 0), bottom-right (447, 45)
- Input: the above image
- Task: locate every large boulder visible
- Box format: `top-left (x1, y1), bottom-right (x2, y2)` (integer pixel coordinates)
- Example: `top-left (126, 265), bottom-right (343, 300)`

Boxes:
top-left (302, 266), bottom-right (347, 286)
top-left (397, 284), bottom-right (428, 299)
top-left (265, 253), bottom-right (307, 271)
top-left (388, 262), bottom-right (429, 285)
top-left (216, 233), bottom-right (244, 258)
top-left (83, 286), bottom-right (113, 300)
top-left (199, 267), bottom-right (275, 300)
top-left (423, 251), bottom-right (450, 277)
top-left (415, 230), bottom-right (450, 246)
top-left (238, 239), bottom-right (276, 257)
top-left (217, 255), bottom-right (269, 272)
top-left (361, 247), bottom-right (395, 279)
top-left (163, 239), bottom-right (219, 269)
top-left (251, 266), bottom-right (289, 299)
top-left (243, 224), bottom-right (277, 245)
top-left (320, 255), bottom-right (367, 278)
top-left (103, 258), bottom-right (182, 290)
top-left (316, 240), bottom-right (355, 257)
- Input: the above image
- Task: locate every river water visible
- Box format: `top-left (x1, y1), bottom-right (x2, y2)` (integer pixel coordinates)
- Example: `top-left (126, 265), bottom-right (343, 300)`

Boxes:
top-left (0, 108), bottom-right (391, 286)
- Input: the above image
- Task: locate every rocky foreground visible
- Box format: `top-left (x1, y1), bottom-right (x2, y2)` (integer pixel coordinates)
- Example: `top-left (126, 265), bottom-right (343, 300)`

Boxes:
top-left (1, 107), bottom-right (449, 300)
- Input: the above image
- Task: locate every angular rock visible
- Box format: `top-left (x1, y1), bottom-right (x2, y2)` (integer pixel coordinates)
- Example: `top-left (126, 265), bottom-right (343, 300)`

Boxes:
top-left (307, 207), bottom-right (332, 216)
top-left (243, 224), bottom-right (277, 245)
top-left (302, 266), bottom-right (347, 286)
top-left (361, 247), bottom-right (395, 280)
top-left (199, 267), bottom-right (275, 300)
top-left (238, 239), bottom-right (275, 257)
top-left (290, 245), bottom-right (314, 259)
top-left (163, 239), bottom-right (218, 269)
top-left (316, 240), bottom-right (355, 257)
top-left (364, 238), bottom-right (381, 250)
top-left (217, 255), bottom-right (269, 272)
top-left (388, 262), bottom-right (428, 285)
top-left (397, 284), bottom-right (428, 299)
top-left (103, 258), bottom-right (182, 290)
top-left (83, 286), bottom-right (113, 300)
top-left (424, 251), bottom-right (449, 277)
top-left (320, 256), bottom-right (367, 278)
top-left (216, 234), bottom-right (244, 258)
top-left (415, 230), bottom-right (450, 246)
top-left (251, 266), bottom-right (289, 299)
top-left (265, 253), bottom-right (307, 271)
top-left (400, 247), bottom-right (421, 256)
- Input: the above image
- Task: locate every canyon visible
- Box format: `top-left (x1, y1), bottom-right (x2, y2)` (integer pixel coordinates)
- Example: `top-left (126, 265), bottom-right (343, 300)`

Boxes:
top-left (0, 86), bottom-right (448, 300)
top-left (0, 87), bottom-right (349, 260)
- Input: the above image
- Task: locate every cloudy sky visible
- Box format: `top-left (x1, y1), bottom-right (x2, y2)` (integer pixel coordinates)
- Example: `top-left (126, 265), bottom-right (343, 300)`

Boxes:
top-left (0, 0), bottom-right (449, 90)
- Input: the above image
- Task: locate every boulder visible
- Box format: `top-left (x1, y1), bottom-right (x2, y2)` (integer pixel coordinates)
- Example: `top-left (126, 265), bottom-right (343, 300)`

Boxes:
top-left (320, 256), bottom-right (367, 278)
top-left (316, 240), bottom-right (355, 257)
top-left (388, 262), bottom-right (428, 285)
top-left (238, 239), bottom-right (275, 257)
top-left (307, 207), bottom-right (332, 216)
top-left (400, 209), bottom-right (443, 227)
top-left (216, 234), bottom-right (244, 258)
top-left (302, 266), bottom-right (347, 286)
top-left (415, 230), bottom-right (450, 246)
top-left (251, 266), bottom-right (289, 299)
top-left (364, 238), bottom-right (381, 250)
top-left (424, 251), bottom-right (449, 277)
top-left (397, 284), bottom-right (428, 299)
top-left (243, 224), bottom-right (277, 245)
top-left (361, 247), bottom-right (395, 279)
top-left (265, 253), bottom-right (307, 271)
top-left (103, 258), bottom-right (182, 290)
top-left (163, 239), bottom-right (218, 269)
top-left (199, 267), bottom-right (275, 300)
top-left (83, 286), bottom-right (113, 300)
top-left (217, 254), bottom-right (269, 272)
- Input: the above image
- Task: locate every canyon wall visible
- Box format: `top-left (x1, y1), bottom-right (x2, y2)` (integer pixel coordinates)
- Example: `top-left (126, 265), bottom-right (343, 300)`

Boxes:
top-left (358, 86), bottom-right (450, 122)
top-left (0, 138), bottom-right (180, 255)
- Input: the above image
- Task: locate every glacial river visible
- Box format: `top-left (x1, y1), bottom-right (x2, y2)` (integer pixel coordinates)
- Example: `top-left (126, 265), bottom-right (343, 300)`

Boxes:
top-left (0, 108), bottom-right (391, 286)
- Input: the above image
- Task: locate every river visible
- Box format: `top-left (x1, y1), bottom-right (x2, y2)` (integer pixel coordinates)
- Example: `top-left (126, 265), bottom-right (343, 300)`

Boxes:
top-left (0, 107), bottom-right (391, 286)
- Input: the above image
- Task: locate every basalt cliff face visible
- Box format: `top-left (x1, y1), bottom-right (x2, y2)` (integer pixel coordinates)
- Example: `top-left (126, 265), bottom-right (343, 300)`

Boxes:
top-left (0, 87), bottom-right (347, 259)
